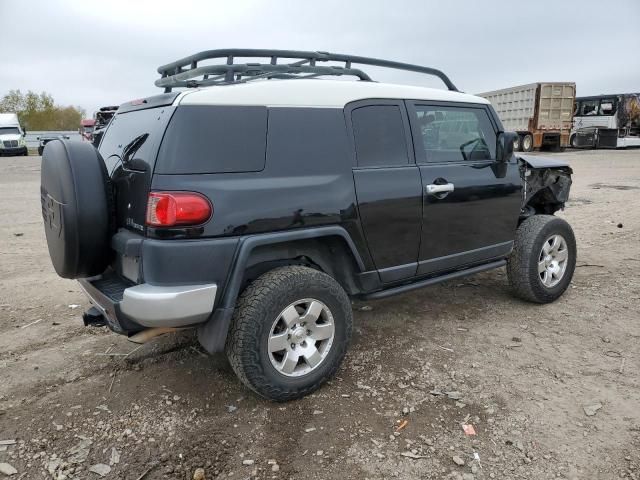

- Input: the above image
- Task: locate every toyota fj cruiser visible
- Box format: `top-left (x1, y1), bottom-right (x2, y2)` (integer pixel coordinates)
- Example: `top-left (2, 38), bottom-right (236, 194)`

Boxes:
top-left (40, 49), bottom-right (575, 401)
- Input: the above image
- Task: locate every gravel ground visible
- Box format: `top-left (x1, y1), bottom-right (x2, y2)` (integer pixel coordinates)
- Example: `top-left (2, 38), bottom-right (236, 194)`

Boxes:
top-left (0, 150), bottom-right (639, 480)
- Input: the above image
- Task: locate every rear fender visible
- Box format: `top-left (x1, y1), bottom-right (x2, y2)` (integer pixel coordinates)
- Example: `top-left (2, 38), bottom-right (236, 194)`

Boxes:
top-left (197, 226), bottom-right (367, 353)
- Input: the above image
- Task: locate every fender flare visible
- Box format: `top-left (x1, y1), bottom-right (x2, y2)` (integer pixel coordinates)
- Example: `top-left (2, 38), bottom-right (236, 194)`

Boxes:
top-left (197, 226), bottom-right (366, 353)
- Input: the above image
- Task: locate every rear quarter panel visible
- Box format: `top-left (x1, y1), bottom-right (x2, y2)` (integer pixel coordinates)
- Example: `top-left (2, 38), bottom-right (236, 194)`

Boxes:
top-left (150, 107), bottom-right (371, 265)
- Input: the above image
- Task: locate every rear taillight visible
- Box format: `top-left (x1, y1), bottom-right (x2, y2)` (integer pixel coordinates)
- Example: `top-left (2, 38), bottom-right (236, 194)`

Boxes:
top-left (146, 192), bottom-right (212, 227)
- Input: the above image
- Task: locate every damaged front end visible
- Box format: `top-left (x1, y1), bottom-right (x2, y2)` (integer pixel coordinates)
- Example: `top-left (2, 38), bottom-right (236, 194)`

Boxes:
top-left (518, 154), bottom-right (573, 219)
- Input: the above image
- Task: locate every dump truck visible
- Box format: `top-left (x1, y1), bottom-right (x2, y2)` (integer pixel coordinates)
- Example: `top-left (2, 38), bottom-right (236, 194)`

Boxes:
top-left (478, 83), bottom-right (576, 152)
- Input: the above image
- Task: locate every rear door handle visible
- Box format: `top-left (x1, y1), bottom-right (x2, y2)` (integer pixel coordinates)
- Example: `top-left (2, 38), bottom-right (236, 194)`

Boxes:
top-left (426, 183), bottom-right (455, 195)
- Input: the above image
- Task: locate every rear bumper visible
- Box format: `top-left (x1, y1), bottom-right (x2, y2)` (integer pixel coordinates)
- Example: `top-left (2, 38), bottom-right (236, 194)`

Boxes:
top-left (120, 282), bottom-right (217, 327)
top-left (78, 272), bottom-right (217, 332)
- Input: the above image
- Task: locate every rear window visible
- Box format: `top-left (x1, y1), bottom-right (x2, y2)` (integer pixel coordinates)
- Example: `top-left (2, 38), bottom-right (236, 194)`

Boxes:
top-left (99, 107), bottom-right (172, 173)
top-left (155, 105), bottom-right (267, 174)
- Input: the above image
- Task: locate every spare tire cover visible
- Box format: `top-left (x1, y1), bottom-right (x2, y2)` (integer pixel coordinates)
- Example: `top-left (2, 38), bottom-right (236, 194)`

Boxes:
top-left (40, 139), bottom-right (112, 279)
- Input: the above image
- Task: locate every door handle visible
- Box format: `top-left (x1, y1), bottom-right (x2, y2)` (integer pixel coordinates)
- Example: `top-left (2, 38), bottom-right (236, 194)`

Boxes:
top-left (426, 183), bottom-right (455, 195)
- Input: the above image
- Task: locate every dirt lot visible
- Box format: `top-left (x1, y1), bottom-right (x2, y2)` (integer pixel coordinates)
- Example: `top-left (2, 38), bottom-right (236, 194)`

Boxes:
top-left (1, 150), bottom-right (639, 480)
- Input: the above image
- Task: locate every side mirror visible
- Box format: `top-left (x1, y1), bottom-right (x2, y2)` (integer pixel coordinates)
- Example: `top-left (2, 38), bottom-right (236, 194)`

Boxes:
top-left (496, 131), bottom-right (518, 162)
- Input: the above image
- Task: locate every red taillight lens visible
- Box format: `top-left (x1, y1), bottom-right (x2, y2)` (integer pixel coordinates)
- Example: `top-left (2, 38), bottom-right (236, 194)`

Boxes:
top-left (146, 192), bottom-right (212, 227)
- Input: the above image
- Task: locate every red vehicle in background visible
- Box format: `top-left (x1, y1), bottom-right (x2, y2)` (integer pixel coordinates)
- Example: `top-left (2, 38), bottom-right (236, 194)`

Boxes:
top-left (79, 118), bottom-right (95, 142)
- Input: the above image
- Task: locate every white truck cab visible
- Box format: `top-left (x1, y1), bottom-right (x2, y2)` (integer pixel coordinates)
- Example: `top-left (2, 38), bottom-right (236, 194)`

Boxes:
top-left (0, 113), bottom-right (28, 156)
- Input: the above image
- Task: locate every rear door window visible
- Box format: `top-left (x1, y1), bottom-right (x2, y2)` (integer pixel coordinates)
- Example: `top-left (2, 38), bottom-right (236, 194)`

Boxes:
top-left (156, 105), bottom-right (267, 174)
top-left (351, 105), bottom-right (410, 167)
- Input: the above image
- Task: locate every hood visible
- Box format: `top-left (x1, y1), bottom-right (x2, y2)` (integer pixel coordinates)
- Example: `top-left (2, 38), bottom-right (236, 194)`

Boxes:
top-left (518, 154), bottom-right (571, 170)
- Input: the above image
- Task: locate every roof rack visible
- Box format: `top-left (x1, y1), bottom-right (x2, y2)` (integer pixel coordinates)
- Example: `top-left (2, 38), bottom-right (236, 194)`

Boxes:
top-left (155, 49), bottom-right (458, 93)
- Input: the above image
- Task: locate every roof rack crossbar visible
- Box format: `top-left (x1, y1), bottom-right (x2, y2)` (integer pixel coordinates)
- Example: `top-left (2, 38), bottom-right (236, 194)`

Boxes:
top-left (156, 49), bottom-right (458, 92)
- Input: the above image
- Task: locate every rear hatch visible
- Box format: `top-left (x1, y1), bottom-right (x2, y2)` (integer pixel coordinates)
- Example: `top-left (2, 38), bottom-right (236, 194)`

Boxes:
top-left (98, 94), bottom-right (178, 234)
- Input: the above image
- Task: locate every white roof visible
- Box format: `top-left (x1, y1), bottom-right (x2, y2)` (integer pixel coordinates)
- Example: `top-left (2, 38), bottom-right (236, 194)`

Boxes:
top-left (177, 79), bottom-right (489, 108)
top-left (0, 113), bottom-right (20, 127)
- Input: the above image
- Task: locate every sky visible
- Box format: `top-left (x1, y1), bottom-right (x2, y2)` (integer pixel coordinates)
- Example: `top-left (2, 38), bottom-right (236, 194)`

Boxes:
top-left (1, 0), bottom-right (638, 117)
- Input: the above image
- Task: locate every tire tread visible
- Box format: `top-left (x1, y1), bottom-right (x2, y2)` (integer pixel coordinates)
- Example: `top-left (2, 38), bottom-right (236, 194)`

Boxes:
top-left (225, 266), bottom-right (352, 401)
top-left (507, 215), bottom-right (576, 303)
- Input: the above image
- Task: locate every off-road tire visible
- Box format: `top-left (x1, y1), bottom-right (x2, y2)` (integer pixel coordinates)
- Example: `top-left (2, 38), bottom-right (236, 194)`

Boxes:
top-left (507, 215), bottom-right (576, 303)
top-left (225, 266), bottom-right (352, 401)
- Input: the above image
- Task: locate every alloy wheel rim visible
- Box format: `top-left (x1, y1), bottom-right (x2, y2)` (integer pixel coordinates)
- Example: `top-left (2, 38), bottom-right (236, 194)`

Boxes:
top-left (267, 298), bottom-right (335, 377)
top-left (538, 234), bottom-right (569, 288)
top-left (524, 136), bottom-right (532, 150)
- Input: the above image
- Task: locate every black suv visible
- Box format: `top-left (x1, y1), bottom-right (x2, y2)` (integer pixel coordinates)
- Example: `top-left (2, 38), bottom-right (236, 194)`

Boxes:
top-left (40, 50), bottom-right (576, 401)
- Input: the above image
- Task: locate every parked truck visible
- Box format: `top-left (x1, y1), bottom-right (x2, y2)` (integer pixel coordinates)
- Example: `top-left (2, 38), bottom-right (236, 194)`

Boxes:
top-left (90, 105), bottom-right (118, 147)
top-left (571, 93), bottom-right (640, 148)
top-left (0, 113), bottom-right (28, 156)
top-left (479, 83), bottom-right (576, 152)
top-left (79, 118), bottom-right (96, 142)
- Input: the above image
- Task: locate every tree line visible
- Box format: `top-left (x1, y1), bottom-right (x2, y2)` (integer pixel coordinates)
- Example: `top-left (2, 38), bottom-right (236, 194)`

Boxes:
top-left (0, 90), bottom-right (86, 131)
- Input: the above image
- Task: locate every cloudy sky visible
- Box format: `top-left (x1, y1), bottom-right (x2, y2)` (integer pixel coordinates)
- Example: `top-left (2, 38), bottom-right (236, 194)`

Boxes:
top-left (1, 0), bottom-right (638, 116)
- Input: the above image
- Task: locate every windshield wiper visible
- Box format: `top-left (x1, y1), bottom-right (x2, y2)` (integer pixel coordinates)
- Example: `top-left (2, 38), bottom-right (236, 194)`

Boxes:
top-left (121, 133), bottom-right (149, 169)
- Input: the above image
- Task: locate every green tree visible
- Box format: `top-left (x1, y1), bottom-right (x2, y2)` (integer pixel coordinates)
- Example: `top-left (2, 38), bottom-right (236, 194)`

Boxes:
top-left (0, 89), bottom-right (26, 113)
top-left (0, 90), bottom-right (86, 130)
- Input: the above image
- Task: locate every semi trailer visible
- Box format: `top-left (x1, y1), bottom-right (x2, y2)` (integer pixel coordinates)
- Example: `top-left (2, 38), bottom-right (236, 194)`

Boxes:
top-left (479, 83), bottom-right (576, 152)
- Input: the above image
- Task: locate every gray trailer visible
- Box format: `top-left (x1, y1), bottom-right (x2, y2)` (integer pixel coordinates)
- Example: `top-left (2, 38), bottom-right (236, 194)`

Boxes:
top-left (478, 83), bottom-right (576, 152)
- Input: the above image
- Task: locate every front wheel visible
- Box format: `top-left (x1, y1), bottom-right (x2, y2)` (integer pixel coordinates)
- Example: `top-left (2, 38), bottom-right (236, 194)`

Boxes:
top-left (225, 266), bottom-right (352, 401)
top-left (507, 215), bottom-right (576, 303)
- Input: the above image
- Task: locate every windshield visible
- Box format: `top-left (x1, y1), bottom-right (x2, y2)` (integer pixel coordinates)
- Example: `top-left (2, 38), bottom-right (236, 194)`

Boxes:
top-left (0, 127), bottom-right (21, 135)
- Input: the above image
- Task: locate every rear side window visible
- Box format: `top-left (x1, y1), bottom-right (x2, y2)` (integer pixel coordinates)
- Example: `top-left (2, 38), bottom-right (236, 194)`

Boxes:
top-left (156, 105), bottom-right (267, 174)
top-left (352, 105), bottom-right (409, 167)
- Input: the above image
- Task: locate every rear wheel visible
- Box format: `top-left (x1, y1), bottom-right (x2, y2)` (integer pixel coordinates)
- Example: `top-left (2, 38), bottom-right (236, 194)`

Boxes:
top-left (570, 134), bottom-right (578, 148)
top-left (507, 215), bottom-right (576, 303)
top-left (225, 266), bottom-right (352, 401)
top-left (513, 135), bottom-right (521, 152)
top-left (521, 133), bottom-right (534, 152)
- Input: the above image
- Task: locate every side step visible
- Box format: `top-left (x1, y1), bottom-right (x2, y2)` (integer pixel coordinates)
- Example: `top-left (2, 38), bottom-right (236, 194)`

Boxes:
top-left (361, 260), bottom-right (506, 300)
